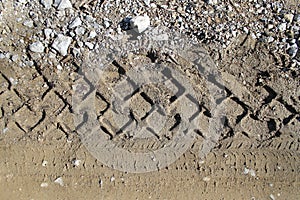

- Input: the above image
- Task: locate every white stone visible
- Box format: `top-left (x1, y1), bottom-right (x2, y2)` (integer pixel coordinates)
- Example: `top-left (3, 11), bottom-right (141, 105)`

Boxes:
top-left (75, 27), bottom-right (85, 35)
top-left (26, 60), bottom-right (34, 66)
top-left (53, 0), bottom-right (61, 7)
top-left (69, 17), bottom-right (82, 29)
top-left (18, 0), bottom-right (27, 3)
top-left (57, 0), bottom-right (72, 10)
top-left (89, 30), bottom-right (97, 38)
top-left (278, 23), bottom-right (287, 32)
top-left (130, 15), bottom-right (150, 33)
top-left (29, 41), bottom-right (45, 53)
top-left (104, 20), bottom-right (110, 28)
top-left (42, 160), bottom-right (48, 166)
top-left (267, 36), bottom-right (274, 43)
top-left (40, 182), bottom-right (49, 187)
top-left (44, 28), bottom-right (53, 39)
top-left (143, 0), bottom-right (150, 6)
top-left (294, 14), bottom-right (300, 22)
top-left (110, 176), bottom-right (115, 182)
top-left (23, 20), bottom-right (34, 28)
top-left (243, 167), bottom-right (256, 177)
top-left (11, 55), bottom-right (19, 62)
top-left (57, 65), bottom-right (63, 70)
top-left (85, 42), bottom-right (94, 50)
top-left (0, 53), bottom-right (6, 59)
top-left (206, 0), bottom-right (218, 5)
top-left (40, 0), bottom-right (52, 9)
top-left (72, 159), bottom-right (81, 167)
top-left (288, 44), bottom-right (298, 57)
top-left (52, 34), bottom-right (72, 56)
top-left (54, 177), bottom-right (64, 186)
top-left (284, 14), bottom-right (294, 23)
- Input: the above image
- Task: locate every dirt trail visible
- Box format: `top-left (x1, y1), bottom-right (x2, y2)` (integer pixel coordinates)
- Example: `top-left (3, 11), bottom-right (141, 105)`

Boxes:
top-left (0, 0), bottom-right (299, 199)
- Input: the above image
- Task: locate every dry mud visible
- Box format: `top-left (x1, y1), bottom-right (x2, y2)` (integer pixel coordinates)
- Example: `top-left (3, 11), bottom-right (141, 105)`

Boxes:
top-left (0, 1), bottom-right (299, 200)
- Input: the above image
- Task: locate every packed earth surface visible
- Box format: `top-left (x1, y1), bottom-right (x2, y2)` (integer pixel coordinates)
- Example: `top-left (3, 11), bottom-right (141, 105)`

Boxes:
top-left (0, 0), bottom-right (299, 199)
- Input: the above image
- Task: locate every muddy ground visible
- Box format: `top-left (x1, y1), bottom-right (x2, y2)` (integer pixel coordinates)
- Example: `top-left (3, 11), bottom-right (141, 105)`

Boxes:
top-left (0, 0), bottom-right (299, 200)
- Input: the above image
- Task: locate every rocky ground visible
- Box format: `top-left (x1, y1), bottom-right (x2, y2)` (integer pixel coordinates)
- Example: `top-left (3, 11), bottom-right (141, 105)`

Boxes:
top-left (0, 0), bottom-right (299, 199)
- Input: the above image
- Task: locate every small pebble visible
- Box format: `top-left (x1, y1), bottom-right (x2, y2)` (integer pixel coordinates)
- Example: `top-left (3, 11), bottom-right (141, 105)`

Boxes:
top-left (0, 53), bottom-right (6, 59)
top-left (130, 15), bottom-right (150, 33)
top-left (287, 44), bottom-right (298, 57)
top-left (69, 17), bottom-right (82, 29)
top-left (57, 65), bottom-right (63, 70)
top-left (2, 127), bottom-right (8, 134)
top-left (110, 176), bottom-right (115, 182)
top-left (11, 55), bottom-right (19, 62)
top-left (29, 41), bottom-right (45, 53)
top-left (44, 28), bottom-right (53, 39)
top-left (42, 160), bottom-right (48, 166)
top-left (88, 30), bottom-right (97, 38)
top-left (57, 0), bottom-right (73, 10)
top-left (284, 14), bottom-right (294, 23)
top-left (40, 182), bottom-right (49, 187)
top-left (23, 20), bottom-right (34, 28)
top-left (51, 34), bottom-right (72, 56)
top-left (243, 167), bottom-right (256, 177)
top-left (54, 177), bottom-right (64, 186)
top-left (75, 27), bottom-right (85, 35)
top-left (206, 0), bottom-right (218, 5)
top-left (40, 0), bottom-right (52, 9)
top-left (85, 42), bottom-right (94, 50)
top-left (278, 23), bottom-right (287, 32)
top-left (71, 159), bottom-right (81, 166)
